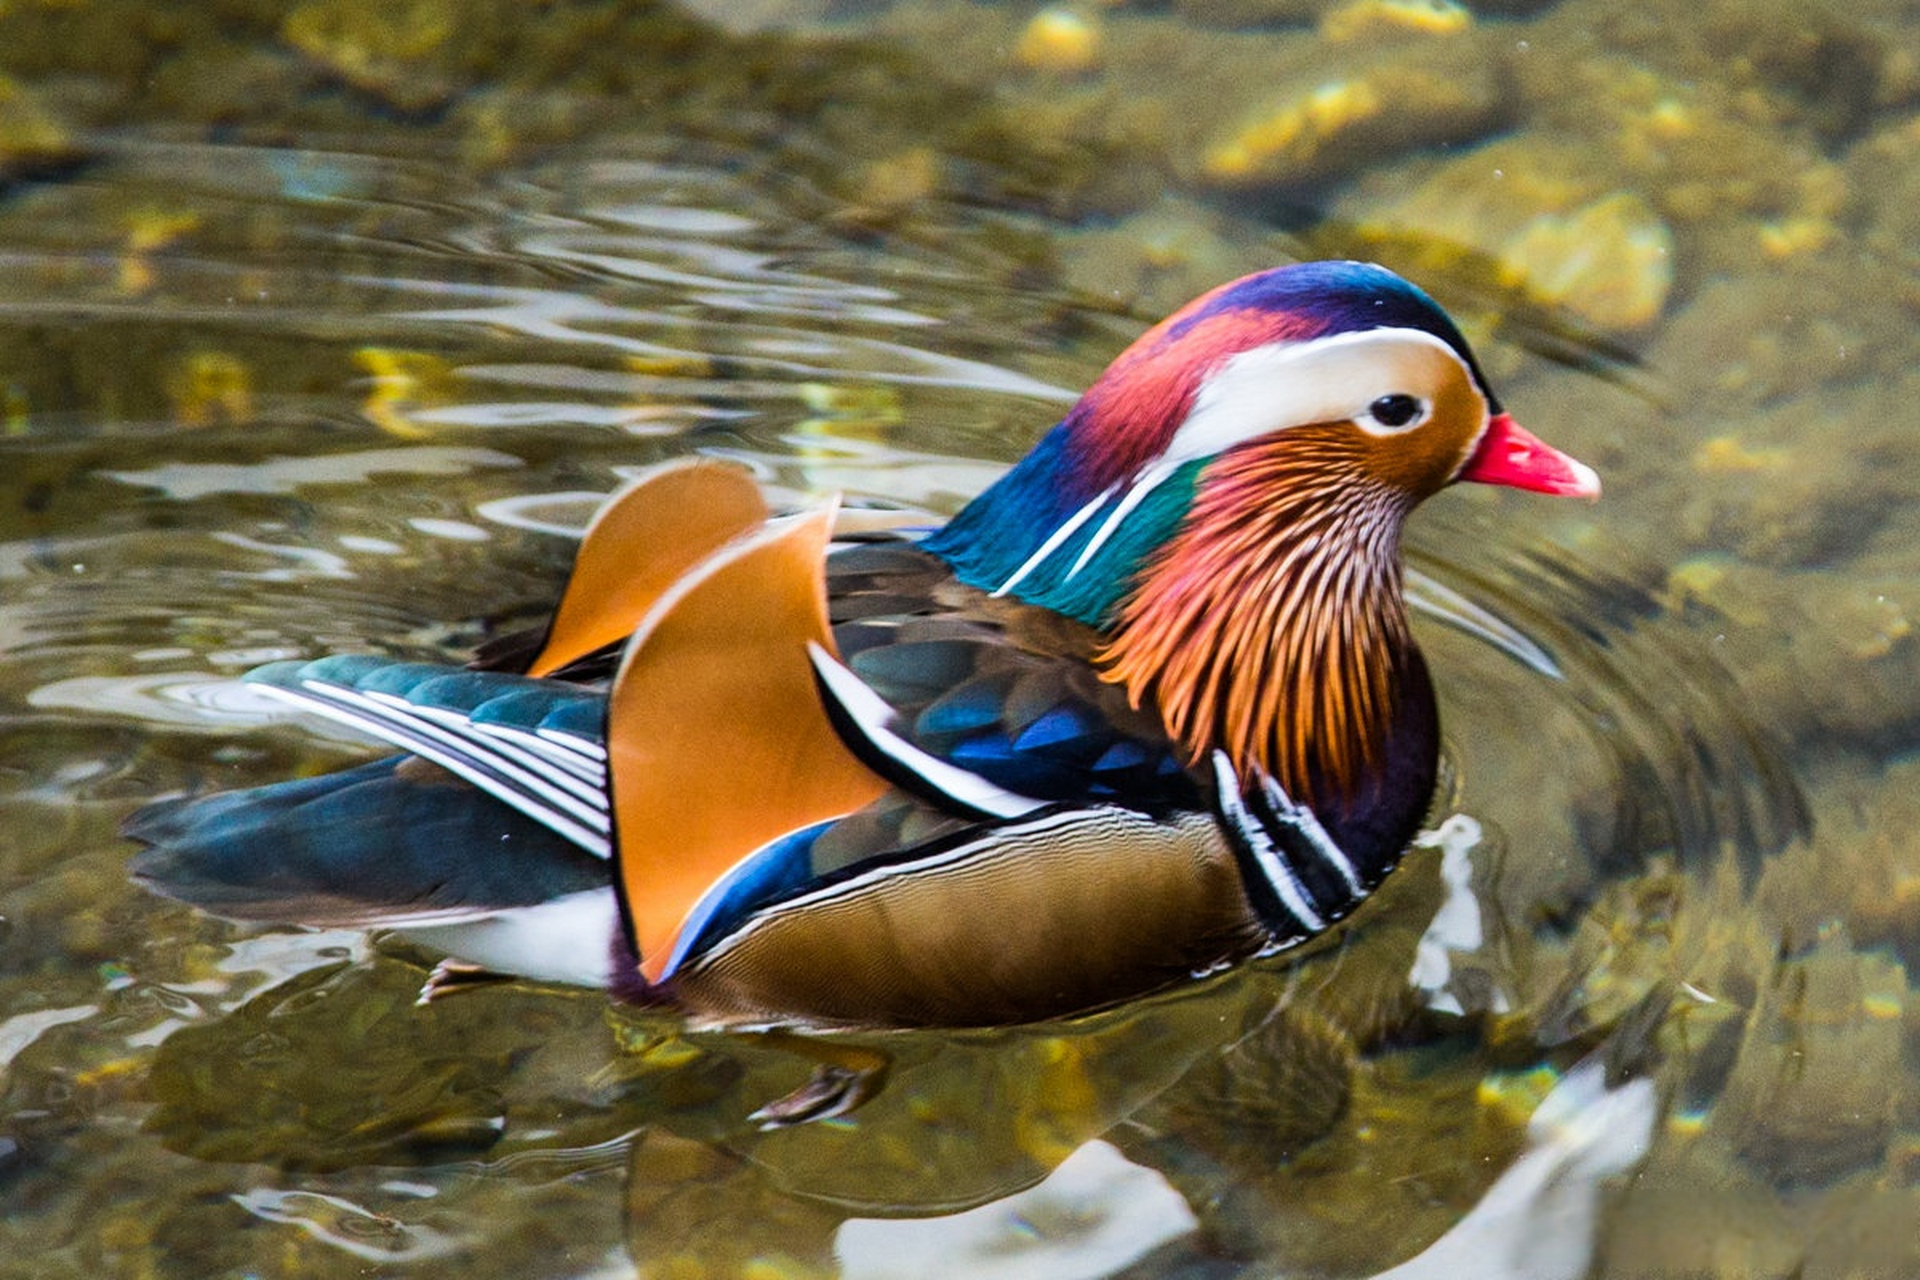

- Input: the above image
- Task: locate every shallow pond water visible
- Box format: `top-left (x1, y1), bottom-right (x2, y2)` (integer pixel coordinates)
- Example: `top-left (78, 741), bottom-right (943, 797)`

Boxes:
top-left (0, 2), bottom-right (1916, 1277)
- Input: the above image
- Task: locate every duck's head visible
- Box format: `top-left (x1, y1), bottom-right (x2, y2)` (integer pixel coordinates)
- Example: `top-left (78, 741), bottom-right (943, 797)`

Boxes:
top-left (927, 260), bottom-right (1596, 622)
top-left (924, 260), bottom-right (1597, 804)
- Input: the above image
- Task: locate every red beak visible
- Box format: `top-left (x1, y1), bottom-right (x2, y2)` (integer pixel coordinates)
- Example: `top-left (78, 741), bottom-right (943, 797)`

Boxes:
top-left (1456, 413), bottom-right (1601, 499)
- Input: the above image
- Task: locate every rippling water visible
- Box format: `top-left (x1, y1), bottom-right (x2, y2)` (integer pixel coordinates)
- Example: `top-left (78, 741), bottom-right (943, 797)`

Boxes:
top-left (0, 2), bottom-right (1909, 1277)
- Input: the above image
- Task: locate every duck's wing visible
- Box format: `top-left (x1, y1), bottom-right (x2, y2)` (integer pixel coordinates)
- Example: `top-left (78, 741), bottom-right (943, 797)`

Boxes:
top-left (602, 506), bottom-right (889, 980)
top-left (818, 540), bottom-right (1203, 814)
top-left (659, 795), bottom-right (1263, 1029)
top-left (143, 506), bottom-right (894, 984)
top-left (126, 754), bottom-right (609, 927)
top-left (237, 655), bottom-right (614, 855)
top-left (124, 655), bottom-right (622, 964)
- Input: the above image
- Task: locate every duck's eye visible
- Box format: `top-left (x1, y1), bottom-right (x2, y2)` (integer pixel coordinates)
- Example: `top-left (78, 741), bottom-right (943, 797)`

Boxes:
top-left (1366, 394), bottom-right (1426, 430)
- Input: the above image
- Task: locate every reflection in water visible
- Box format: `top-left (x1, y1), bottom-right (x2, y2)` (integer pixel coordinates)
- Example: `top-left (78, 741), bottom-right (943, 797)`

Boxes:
top-left (26, 670), bottom-right (289, 728)
top-left (1405, 570), bottom-right (1560, 679)
top-left (232, 1186), bottom-right (467, 1264)
top-left (146, 946), bottom-right (1654, 1277)
top-left (836, 1141), bottom-right (1197, 1280)
top-left (0, 1005), bottom-right (96, 1069)
top-left (1405, 814), bottom-right (1500, 1017)
top-left (828, 1057), bottom-right (1655, 1280)
top-left (99, 445), bottom-right (525, 501)
top-left (379, 157), bottom-right (1077, 427)
top-left (1373, 1059), bottom-right (1656, 1280)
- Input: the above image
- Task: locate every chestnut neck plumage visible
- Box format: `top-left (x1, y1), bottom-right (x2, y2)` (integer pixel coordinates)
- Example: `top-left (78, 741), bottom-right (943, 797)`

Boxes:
top-left (1099, 428), bottom-right (1420, 811)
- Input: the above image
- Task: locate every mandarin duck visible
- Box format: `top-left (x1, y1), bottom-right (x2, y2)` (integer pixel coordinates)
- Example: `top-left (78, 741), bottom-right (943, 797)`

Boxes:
top-left (128, 262), bottom-right (1597, 1081)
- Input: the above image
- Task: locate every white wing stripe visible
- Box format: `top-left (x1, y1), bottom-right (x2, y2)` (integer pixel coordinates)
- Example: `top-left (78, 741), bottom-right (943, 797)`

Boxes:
top-left (1212, 751), bottom-right (1324, 932)
top-left (361, 692), bottom-right (610, 821)
top-left (1256, 770), bottom-right (1363, 897)
top-left (470, 721), bottom-right (605, 786)
top-left (807, 643), bottom-right (1046, 820)
top-left (538, 725), bottom-right (608, 761)
top-left (990, 482), bottom-right (1115, 598)
top-left (383, 698), bottom-right (606, 795)
top-left (250, 681), bottom-right (612, 858)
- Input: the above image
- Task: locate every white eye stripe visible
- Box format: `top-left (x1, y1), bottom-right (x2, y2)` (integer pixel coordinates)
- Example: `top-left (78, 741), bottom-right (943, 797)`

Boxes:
top-left (1170, 327), bottom-right (1475, 460)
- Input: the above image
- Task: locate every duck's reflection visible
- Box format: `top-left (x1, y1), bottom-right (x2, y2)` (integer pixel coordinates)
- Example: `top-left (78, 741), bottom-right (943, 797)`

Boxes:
top-left (617, 986), bottom-right (1325, 1278)
top-left (618, 1029), bottom-right (1655, 1280)
top-left (836, 1140), bottom-right (1196, 1280)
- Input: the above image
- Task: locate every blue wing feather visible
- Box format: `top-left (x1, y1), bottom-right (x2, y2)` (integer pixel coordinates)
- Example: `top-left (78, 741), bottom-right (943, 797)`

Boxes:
top-left (251, 657), bottom-right (605, 726)
top-left (127, 757), bottom-right (608, 926)
top-left (242, 657), bottom-right (613, 854)
top-left (913, 680), bottom-right (1011, 738)
top-left (814, 541), bottom-right (1201, 813)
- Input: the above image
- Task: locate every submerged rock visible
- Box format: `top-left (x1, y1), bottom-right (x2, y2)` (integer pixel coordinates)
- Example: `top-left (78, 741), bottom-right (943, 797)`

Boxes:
top-left (832, 145), bottom-right (949, 231)
top-left (1015, 7), bottom-right (1104, 76)
top-left (281, 0), bottom-right (466, 113)
top-left (1665, 552), bottom-right (1920, 753)
top-left (1507, 42), bottom-right (1847, 283)
top-left (1496, 193), bottom-right (1672, 331)
top-left (1318, 0), bottom-right (1473, 43)
top-left (1056, 195), bottom-right (1275, 316)
top-left (1334, 138), bottom-right (1674, 332)
top-left (0, 75), bottom-right (81, 179)
top-left (1199, 38), bottom-right (1511, 189)
top-left (1568, 0), bottom-right (1891, 147)
top-left (1817, 757), bottom-right (1920, 979)
top-left (1636, 261), bottom-right (1920, 579)
top-left (1717, 930), bottom-right (1905, 1187)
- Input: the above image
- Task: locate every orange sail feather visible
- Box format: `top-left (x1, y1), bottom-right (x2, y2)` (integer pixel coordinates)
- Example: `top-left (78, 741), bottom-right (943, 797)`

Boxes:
top-left (605, 503), bottom-right (888, 980)
top-left (526, 458), bottom-right (769, 678)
